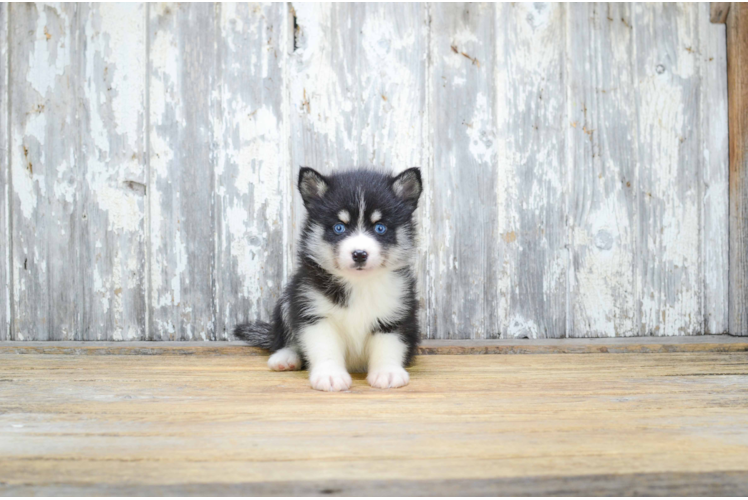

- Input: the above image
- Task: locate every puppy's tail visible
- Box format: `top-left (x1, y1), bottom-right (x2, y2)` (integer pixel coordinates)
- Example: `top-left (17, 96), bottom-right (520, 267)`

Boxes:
top-left (232, 321), bottom-right (274, 350)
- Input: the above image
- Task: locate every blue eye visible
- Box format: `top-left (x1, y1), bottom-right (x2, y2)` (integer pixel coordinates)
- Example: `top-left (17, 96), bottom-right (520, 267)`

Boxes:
top-left (333, 223), bottom-right (346, 234)
top-left (374, 224), bottom-right (387, 235)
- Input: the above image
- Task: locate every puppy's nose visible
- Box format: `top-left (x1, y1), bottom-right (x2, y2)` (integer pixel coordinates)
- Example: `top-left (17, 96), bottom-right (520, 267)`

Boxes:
top-left (352, 250), bottom-right (368, 264)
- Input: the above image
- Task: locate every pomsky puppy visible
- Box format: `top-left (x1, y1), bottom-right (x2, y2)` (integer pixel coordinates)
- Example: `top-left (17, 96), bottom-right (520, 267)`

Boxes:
top-left (233, 167), bottom-right (422, 392)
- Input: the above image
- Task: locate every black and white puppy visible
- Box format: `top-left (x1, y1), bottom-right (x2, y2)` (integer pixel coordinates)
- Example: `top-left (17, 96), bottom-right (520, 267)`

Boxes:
top-left (233, 167), bottom-right (422, 392)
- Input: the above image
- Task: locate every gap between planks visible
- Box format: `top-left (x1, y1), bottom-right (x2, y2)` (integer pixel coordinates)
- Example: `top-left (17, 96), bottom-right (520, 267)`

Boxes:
top-left (0, 335), bottom-right (746, 356)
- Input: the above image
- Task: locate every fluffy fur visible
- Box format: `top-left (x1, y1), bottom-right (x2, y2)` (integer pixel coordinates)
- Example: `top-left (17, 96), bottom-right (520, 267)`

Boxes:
top-left (233, 167), bottom-right (423, 391)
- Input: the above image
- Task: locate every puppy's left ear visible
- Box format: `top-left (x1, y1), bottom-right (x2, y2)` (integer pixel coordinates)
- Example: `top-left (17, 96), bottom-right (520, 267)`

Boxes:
top-left (298, 167), bottom-right (329, 206)
top-left (391, 167), bottom-right (422, 208)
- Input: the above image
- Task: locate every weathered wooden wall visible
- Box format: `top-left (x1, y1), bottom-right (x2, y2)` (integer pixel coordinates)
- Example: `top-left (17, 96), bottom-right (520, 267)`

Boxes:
top-left (0, 3), bottom-right (731, 340)
top-left (727, 3), bottom-right (748, 336)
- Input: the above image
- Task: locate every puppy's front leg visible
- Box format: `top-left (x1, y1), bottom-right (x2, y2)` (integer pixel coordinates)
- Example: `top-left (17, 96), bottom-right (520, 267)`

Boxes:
top-left (367, 333), bottom-right (410, 389)
top-left (300, 321), bottom-right (352, 392)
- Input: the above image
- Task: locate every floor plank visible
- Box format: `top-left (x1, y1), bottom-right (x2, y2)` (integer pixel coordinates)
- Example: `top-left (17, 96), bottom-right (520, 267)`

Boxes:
top-left (1, 335), bottom-right (747, 356)
top-left (1, 352), bottom-right (748, 495)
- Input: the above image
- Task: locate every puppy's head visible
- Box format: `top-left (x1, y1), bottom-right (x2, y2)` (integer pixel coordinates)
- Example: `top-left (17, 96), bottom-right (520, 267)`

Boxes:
top-left (299, 167), bottom-right (422, 277)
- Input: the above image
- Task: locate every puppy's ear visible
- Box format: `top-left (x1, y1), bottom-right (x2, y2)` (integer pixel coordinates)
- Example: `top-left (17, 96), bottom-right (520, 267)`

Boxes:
top-left (391, 167), bottom-right (422, 208)
top-left (298, 167), bottom-right (329, 205)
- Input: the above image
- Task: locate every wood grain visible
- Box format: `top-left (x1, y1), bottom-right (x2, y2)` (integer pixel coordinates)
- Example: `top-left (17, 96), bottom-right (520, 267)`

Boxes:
top-left (1, 336), bottom-right (747, 356)
top-left (2, 351), bottom-right (748, 494)
top-left (428, 4), bottom-right (499, 339)
top-left (215, 4), bottom-right (290, 340)
top-left (701, 3), bottom-right (730, 334)
top-left (495, 3), bottom-right (568, 339)
top-left (728, 3), bottom-right (748, 336)
top-left (0, 3), bottom-right (733, 340)
top-left (288, 4), bottom-right (428, 180)
top-left (4, 471), bottom-right (748, 496)
top-left (9, 4), bottom-right (82, 340)
top-left (711, 2), bottom-right (731, 24)
top-left (635, 4), bottom-right (702, 336)
top-left (567, 4), bottom-right (637, 337)
top-left (148, 3), bottom-right (217, 340)
top-left (79, 4), bottom-right (147, 340)
top-left (0, 3), bottom-right (8, 341)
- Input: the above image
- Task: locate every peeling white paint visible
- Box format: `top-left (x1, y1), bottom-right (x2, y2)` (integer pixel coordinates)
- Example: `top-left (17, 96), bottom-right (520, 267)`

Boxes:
top-left (27, 7), bottom-right (70, 96)
top-left (2, 2), bottom-right (730, 341)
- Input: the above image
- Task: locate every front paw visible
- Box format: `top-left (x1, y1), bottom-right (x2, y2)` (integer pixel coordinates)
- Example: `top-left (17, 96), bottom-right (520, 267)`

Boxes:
top-left (367, 366), bottom-right (410, 389)
top-left (309, 366), bottom-right (352, 392)
top-left (268, 348), bottom-right (302, 371)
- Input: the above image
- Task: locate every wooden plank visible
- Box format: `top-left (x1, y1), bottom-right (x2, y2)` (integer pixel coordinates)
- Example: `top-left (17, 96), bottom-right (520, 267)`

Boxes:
top-left (711, 2), bottom-right (731, 24)
top-left (79, 4), bottom-right (147, 340)
top-left (634, 4), bottom-right (702, 336)
top-left (2, 352), bottom-right (748, 493)
top-left (428, 4), bottom-right (499, 339)
top-left (728, 3), bottom-right (748, 335)
top-left (289, 3), bottom-right (428, 183)
top-left (215, 4), bottom-right (290, 341)
top-left (495, 3), bottom-right (568, 339)
top-left (567, 4), bottom-right (637, 338)
top-left (9, 4), bottom-right (82, 340)
top-left (288, 3), bottom-right (429, 329)
top-left (4, 336), bottom-right (746, 356)
top-left (700, 3), bottom-right (730, 334)
top-left (0, 3), bottom-right (8, 340)
top-left (4, 471), bottom-right (748, 496)
top-left (148, 3), bottom-right (217, 340)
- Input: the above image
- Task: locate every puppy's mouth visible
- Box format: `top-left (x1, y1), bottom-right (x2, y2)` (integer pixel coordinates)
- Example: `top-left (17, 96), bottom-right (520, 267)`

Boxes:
top-left (344, 261), bottom-right (379, 273)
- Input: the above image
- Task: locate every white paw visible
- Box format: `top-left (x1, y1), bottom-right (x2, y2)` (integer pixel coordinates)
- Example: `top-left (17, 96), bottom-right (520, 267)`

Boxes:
top-left (367, 366), bottom-right (410, 389)
top-left (268, 348), bottom-right (302, 371)
top-left (309, 365), bottom-right (352, 392)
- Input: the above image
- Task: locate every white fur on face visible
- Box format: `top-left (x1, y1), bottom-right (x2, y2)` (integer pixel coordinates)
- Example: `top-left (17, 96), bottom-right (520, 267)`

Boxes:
top-left (337, 231), bottom-right (383, 272)
top-left (382, 226), bottom-right (413, 269)
top-left (370, 210), bottom-right (382, 223)
top-left (338, 210), bottom-right (350, 223)
top-left (306, 223), bottom-right (337, 269)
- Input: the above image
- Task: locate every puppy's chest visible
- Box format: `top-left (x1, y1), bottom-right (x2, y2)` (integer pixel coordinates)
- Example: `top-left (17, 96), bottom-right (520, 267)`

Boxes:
top-left (331, 273), bottom-right (407, 335)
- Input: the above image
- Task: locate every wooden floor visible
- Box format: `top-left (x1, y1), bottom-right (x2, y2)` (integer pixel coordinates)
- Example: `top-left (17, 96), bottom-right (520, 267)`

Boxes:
top-left (2, 344), bottom-right (748, 495)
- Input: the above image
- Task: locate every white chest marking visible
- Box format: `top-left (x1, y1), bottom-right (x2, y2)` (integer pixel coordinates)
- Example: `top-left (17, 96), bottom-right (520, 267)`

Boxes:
top-left (304, 270), bottom-right (408, 371)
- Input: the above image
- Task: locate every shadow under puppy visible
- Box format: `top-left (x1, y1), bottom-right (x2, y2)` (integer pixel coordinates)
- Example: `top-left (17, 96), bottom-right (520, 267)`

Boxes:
top-left (234, 167), bottom-right (422, 391)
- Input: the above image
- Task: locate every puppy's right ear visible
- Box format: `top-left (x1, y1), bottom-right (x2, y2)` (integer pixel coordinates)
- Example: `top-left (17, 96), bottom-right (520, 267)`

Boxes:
top-left (298, 167), bottom-right (329, 205)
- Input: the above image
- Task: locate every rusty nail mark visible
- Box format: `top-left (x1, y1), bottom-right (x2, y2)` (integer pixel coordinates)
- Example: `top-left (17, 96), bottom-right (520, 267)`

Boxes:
top-left (302, 89), bottom-right (311, 114)
top-left (461, 51), bottom-right (479, 67)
